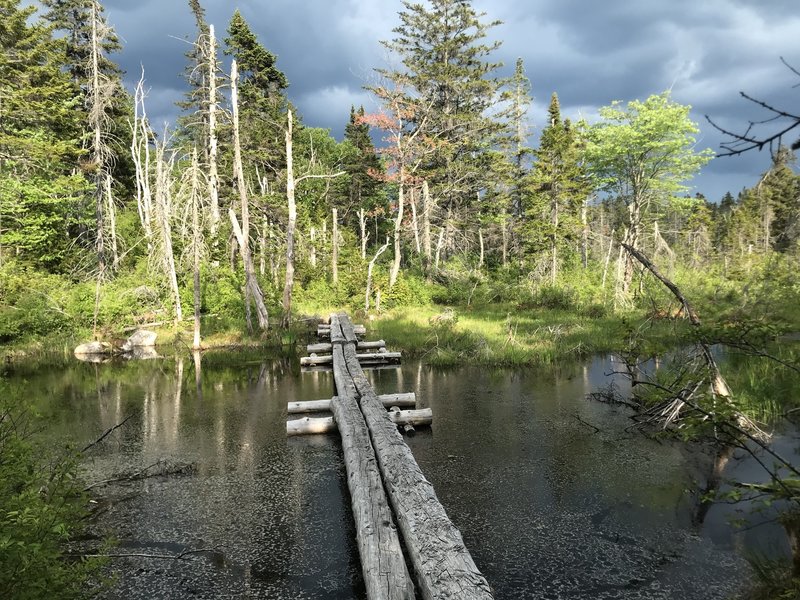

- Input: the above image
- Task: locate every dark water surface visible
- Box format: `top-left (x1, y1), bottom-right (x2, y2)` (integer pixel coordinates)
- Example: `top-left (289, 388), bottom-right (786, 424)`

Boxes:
top-left (8, 351), bottom-right (791, 598)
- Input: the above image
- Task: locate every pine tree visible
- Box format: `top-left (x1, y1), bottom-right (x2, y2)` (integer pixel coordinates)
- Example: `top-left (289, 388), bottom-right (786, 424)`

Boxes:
top-left (0, 0), bottom-right (87, 268)
top-left (762, 146), bottom-right (800, 252)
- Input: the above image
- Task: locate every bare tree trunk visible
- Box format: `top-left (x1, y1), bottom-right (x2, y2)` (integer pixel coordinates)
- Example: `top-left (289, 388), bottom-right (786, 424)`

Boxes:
top-left (359, 208), bottom-right (368, 260)
top-left (207, 24), bottom-right (220, 240)
top-left (282, 109), bottom-right (297, 327)
top-left (601, 228), bottom-right (615, 290)
top-left (410, 187), bottom-right (421, 255)
top-left (365, 237), bottom-right (390, 312)
top-left (105, 173), bottom-right (118, 270)
top-left (155, 143), bottom-right (182, 323)
top-left (551, 197), bottom-right (559, 284)
top-left (332, 207), bottom-right (339, 285)
top-left (90, 2), bottom-right (106, 273)
top-left (259, 217), bottom-right (266, 276)
top-left (190, 149), bottom-right (202, 350)
top-left (478, 228), bottom-right (484, 269)
top-left (309, 227), bottom-right (317, 267)
top-left (621, 200), bottom-right (643, 294)
top-left (422, 179), bottom-right (432, 267)
top-left (434, 226), bottom-right (445, 271)
top-left (501, 214), bottom-right (508, 267)
top-left (230, 59), bottom-right (268, 331)
top-left (389, 172), bottom-right (404, 287)
top-left (131, 71), bottom-right (153, 254)
top-left (581, 200), bottom-right (588, 268)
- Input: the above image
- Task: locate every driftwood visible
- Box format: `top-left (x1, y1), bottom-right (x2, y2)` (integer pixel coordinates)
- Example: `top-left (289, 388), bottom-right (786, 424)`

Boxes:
top-left (286, 409), bottom-right (432, 436)
top-left (288, 393), bottom-right (416, 414)
top-left (333, 314), bottom-right (492, 599)
top-left (300, 351), bottom-right (400, 366)
top-left (327, 331), bottom-right (415, 599)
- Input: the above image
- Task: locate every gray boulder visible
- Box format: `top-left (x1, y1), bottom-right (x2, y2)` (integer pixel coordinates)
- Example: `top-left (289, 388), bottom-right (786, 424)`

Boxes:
top-left (121, 329), bottom-right (157, 352)
top-left (74, 341), bottom-right (114, 356)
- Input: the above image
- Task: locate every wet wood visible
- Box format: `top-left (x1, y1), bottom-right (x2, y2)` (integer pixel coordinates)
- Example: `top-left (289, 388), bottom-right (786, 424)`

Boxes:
top-left (388, 408), bottom-right (432, 427)
top-left (334, 314), bottom-right (492, 599)
top-left (307, 340), bottom-right (386, 353)
top-left (327, 342), bottom-right (416, 599)
top-left (300, 352), bottom-right (400, 366)
top-left (288, 393), bottom-right (416, 414)
top-left (286, 408), bottom-right (430, 435)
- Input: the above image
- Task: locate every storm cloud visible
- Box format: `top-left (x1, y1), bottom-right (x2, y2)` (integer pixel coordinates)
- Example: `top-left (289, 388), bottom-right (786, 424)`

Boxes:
top-left (86, 0), bottom-right (800, 200)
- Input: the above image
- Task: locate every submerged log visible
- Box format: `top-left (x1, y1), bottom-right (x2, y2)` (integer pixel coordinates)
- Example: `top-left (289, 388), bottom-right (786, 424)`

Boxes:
top-left (307, 340), bottom-right (386, 353)
top-left (327, 339), bottom-right (415, 598)
top-left (335, 314), bottom-right (492, 599)
top-left (288, 393), bottom-right (416, 414)
top-left (300, 352), bottom-right (401, 366)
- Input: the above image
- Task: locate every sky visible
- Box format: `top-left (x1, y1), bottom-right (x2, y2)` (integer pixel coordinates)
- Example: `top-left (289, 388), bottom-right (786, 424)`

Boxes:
top-left (58, 0), bottom-right (800, 201)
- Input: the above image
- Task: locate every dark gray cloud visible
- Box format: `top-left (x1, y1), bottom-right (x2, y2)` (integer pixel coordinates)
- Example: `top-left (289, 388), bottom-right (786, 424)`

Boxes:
top-left (60, 0), bottom-right (800, 201)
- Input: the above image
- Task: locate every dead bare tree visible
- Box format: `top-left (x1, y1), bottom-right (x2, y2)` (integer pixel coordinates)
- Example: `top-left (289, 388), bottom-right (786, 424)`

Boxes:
top-left (707, 57), bottom-right (800, 157)
top-left (366, 236), bottom-right (390, 312)
top-left (229, 59), bottom-right (269, 332)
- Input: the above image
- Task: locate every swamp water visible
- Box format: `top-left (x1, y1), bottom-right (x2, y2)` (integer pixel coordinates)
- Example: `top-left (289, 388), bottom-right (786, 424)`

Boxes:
top-left (7, 351), bottom-right (795, 598)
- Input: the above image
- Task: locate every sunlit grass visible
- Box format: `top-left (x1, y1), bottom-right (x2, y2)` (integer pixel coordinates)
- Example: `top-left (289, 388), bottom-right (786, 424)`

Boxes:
top-left (367, 303), bottom-right (648, 366)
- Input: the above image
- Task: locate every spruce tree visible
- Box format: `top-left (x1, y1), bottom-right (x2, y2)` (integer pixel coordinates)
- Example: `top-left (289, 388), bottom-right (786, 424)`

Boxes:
top-left (527, 93), bottom-right (589, 281)
top-left (342, 105), bottom-right (382, 219)
top-left (376, 0), bottom-right (508, 216)
top-left (224, 9), bottom-right (289, 174)
top-left (0, 0), bottom-right (86, 268)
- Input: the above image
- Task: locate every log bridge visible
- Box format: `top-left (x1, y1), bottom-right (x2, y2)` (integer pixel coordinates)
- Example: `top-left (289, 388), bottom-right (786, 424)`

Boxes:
top-left (287, 313), bottom-right (493, 599)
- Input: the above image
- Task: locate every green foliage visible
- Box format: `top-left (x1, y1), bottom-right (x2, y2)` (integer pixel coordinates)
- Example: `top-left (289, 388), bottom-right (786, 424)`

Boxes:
top-left (0, 389), bottom-right (101, 598)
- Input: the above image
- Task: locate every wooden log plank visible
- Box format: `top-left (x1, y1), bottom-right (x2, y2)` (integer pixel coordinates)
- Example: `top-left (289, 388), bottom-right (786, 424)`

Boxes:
top-left (286, 416), bottom-right (334, 436)
top-left (328, 344), bottom-right (415, 599)
top-left (338, 312), bottom-right (360, 344)
top-left (301, 352), bottom-right (401, 366)
top-left (288, 393), bottom-right (416, 414)
top-left (307, 340), bottom-right (386, 353)
top-left (285, 408), bottom-right (430, 435)
top-left (338, 336), bottom-right (492, 599)
top-left (388, 408), bottom-right (432, 427)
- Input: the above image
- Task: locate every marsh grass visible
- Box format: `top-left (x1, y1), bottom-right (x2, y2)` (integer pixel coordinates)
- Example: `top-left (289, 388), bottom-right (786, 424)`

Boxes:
top-left (368, 304), bottom-right (661, 366)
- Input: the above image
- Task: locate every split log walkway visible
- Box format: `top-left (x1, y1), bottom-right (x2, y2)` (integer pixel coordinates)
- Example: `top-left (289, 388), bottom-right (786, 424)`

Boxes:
top-left (289, 313), bottom-right (493, 599)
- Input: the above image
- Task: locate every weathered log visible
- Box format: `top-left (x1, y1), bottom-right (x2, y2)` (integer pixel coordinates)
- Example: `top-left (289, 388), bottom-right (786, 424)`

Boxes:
top-left (388, 408), bottom-right (432, 427)
top-left (318, 323), bottom-right (365, 337)
top-left (307, 340), bottom-right (386, 353)
top-left (335, 314), bottom-right (492, 599)
top-left (288, 393), bottom-right (416, 414)
top-left (286, 416), bottom-right (334, 436)
top-left (300, 352), bottom-right (401, 366)
top-left (327, 339), bottom-right (415, 599)
top-left (285, 409), bottom-right (430, 435)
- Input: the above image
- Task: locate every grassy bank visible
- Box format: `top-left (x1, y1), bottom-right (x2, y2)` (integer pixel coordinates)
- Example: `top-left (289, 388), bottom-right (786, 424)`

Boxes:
top-left (364, 303), bottom-right (683, 367)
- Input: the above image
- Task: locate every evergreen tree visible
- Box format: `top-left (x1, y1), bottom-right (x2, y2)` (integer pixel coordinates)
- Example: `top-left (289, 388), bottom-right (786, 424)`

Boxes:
top-left (376, 0), bottom-right (508, 216)
top-left (526, 93), bottom-right (589, 280)
top-left (763, 146), bottom-right (800, 252)
top-left (224, 9), bottom-right (289, 175)
top-left (0, 0), bottom-right (87, 268)
top-left (175, 0), bottom-right (211, 153)
top-left (342, 106), bottom-right (383, 222)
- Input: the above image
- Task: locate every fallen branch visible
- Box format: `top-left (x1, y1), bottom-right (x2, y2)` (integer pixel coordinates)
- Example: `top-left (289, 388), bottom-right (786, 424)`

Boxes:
top-left (84, 460), bottom-right (195, 491)
top-left (82, 412), bottom-right (138, 453)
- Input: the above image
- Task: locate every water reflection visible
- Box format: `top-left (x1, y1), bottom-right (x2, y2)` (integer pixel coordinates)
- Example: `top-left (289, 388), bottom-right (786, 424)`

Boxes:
top-left (8, 352), bottom-right (791, 598)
